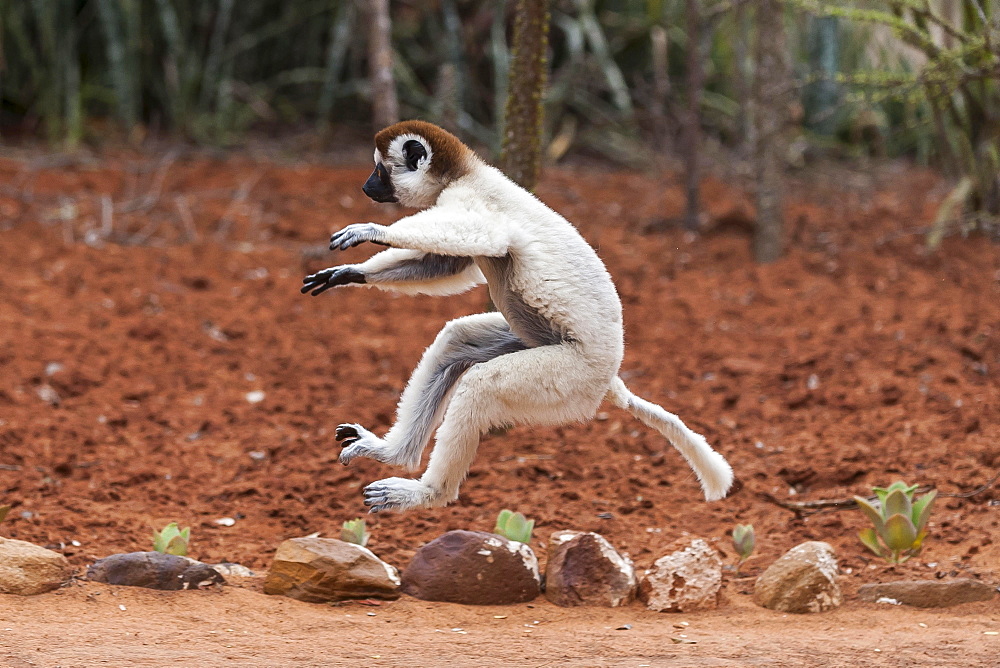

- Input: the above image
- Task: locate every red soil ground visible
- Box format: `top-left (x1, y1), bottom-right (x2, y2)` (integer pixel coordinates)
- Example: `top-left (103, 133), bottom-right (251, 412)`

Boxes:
top-left (0, 148), bottom-right (997, 666)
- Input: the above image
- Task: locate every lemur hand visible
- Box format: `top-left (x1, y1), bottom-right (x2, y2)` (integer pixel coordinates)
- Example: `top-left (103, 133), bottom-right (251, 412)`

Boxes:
top-left (329, 223), bottom-right (389, 251)
top-left (301, 265), bottom-right (366, 295)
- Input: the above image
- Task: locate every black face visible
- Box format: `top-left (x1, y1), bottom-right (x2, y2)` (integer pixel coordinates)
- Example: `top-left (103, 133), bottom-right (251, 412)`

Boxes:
top-left (362, 161), bottom-right (396, 203)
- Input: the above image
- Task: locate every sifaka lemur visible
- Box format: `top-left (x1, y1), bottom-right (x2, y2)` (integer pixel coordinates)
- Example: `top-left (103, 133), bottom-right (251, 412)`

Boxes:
top-left (302, 120), bottom-right (733, 513)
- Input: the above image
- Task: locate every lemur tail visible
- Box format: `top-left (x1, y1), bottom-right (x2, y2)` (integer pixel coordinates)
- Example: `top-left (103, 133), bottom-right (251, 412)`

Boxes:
top-left (606, 376), bottom-right (733, 502)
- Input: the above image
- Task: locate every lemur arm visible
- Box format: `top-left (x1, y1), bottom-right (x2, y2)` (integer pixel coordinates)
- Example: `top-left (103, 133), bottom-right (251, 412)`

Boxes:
top-left (302, 248), bottom-right (486, 297)
top-left (329, 205), bottom-right (511, 258)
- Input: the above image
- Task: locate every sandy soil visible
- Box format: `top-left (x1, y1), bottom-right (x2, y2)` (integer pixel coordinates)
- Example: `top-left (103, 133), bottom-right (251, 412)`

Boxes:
top-left (2, 579), bottom-right (998, 667)
top-left (0, 148), bottom-right (998, 666)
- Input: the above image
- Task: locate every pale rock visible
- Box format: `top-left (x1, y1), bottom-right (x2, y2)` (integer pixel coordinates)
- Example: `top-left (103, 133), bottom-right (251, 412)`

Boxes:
top-left (263, 537), bottom-right (400, 603)
top-left (545, 531), bottom-right (636, 607)
top-left (0, 537), bottom-right (73, 595)
top-left (638, 538), bottom-right (722, 612)
top-left (754, 541), bottom-right (842, 613)
top-left (402, 530), bottom-right (540, 605)
top-left (212, 562), bottom-right (256, 578)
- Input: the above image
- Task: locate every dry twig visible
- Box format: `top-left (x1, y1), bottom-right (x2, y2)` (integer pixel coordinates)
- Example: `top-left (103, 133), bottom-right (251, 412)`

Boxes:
top-left (760, 469), bottom-right (1000, 518)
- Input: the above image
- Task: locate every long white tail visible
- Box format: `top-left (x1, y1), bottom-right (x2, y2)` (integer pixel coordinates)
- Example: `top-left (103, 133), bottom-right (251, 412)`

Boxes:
top-left (606, 376), bottom-right (733, 501)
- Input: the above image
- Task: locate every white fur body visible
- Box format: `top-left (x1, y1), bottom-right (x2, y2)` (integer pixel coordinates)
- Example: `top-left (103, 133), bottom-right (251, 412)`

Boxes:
top-left (306, 124), bottom-right (733, 511)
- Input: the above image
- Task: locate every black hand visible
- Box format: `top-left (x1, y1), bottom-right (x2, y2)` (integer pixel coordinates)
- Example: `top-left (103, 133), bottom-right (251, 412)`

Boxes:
top-left (301, 266), bottom-right (366, 296)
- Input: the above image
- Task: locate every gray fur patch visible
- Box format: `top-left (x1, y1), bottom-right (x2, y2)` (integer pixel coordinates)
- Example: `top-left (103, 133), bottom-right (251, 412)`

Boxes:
top-left (476, 255), bottom-right (567, 347)
top-left (369, 253), bottom-right (474, 283)
top-left (394, 321), bottom-right (526, 466)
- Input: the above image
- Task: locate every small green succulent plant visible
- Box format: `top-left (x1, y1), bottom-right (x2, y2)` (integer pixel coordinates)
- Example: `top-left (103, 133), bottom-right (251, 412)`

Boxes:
top-left (152, 522), bottom-right (191, 556)
top-left (732, 523), bottom-right (755, 568)
top-left (855, 481), bottom-right (937, 564)
top-left (494, 509), bottom-right (534, 544)
top-left (341, 518), bottom-right (370, 547)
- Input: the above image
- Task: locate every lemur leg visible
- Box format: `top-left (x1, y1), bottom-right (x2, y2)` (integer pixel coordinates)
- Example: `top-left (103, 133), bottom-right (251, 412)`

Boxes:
top-left (363, 344), bottom-right (611, 512)
top-left (338, 312), bottom-right (525, 470)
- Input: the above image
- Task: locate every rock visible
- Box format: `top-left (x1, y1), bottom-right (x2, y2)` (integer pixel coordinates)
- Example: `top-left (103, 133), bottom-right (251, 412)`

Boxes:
top-left (0, 537), bottom-right (73, 595)
top-left (753, 541), bottom-right (841, 613)
top-left (212, 562), bottom-right (255, 578)
top-left (87, 552), bottom-right (226, 590)
top-left (402, 530), bottom-right (540, 605)
top-left (858, 579), bottom-right (996, 608)
top-left (263, 537), bottom-right (400, 603)
top-left (545, 531), bottom-right (636, 607)
top-left (638, 538), bottom-right (723, 612)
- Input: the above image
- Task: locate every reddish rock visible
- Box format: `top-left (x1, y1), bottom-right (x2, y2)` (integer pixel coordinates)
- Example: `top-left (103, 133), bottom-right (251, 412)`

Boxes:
top-left (545, 531), bottom-right (636, 607)
top-left (638, 538), bottom-right (722, 612)
top-left (858, 579), bottom-right (996, 608)
top-left (402, 530), bottom-right (540, 605)
top-left (264, 537), bottom-right (400, 603)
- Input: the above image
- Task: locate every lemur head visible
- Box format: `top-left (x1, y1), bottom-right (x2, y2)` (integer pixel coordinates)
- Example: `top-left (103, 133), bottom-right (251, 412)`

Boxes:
top-left (363, 120), bottom-right (475, 209)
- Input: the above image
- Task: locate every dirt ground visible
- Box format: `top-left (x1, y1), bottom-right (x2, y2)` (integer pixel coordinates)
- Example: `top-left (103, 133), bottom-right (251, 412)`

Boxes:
top-left (0, 146), bottom-right (998, 666)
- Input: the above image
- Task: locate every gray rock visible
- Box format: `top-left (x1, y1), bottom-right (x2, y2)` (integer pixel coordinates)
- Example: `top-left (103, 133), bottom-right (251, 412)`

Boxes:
top-left (638, 538), bottom-right (723, 612)
top-left (402, 530), bottom-right (540, 605)
top-left (263, 537), bottom-right (400, 603)
top-left (754, 541), bottom-right (841, 613)
top-left (0, 537), bottom-right (73, 595)
top-left (545, 531), bottom-right (636, 607)
top-left (87, 552), bottom-right (226, 590)
top-left (858, 579), bottom-right (996, 608)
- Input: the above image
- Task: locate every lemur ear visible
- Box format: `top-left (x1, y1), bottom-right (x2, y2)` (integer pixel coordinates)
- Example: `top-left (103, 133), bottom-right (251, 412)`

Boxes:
top-left (402, 139), bottom-right (427, 171)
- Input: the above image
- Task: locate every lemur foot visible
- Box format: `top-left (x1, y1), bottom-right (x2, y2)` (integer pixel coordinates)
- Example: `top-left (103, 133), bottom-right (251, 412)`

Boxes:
top-left (336, 423), bottom-right (386, 465)
top-left (363, 477), bottom-right (436, 513)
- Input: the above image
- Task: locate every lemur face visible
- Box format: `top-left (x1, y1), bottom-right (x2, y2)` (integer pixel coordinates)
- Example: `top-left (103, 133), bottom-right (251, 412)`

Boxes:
top-left (365, 121), bottom-right (473, 209)
top-left (364, 135), bottom-right (433, 207)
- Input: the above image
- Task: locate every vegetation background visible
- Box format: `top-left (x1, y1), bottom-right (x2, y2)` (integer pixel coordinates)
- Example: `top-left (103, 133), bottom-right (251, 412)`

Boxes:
top-left (0, 0), bottom-right (997, 257)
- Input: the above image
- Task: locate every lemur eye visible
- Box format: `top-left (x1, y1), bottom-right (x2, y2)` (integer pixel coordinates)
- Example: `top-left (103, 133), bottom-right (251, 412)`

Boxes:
top-left (401, 140), bottom-right (427, 171)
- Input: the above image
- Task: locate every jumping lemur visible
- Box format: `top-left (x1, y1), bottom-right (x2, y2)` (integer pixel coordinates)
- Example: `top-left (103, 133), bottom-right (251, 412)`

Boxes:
top-left (302, 120), bottom-right (733, 512)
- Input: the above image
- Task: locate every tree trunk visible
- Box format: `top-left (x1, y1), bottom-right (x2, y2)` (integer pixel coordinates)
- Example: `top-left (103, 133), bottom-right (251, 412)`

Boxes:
top-left (732, 3), bottom-right (752, 157)
top-left (804, 15), bottom-right (840, 136)
top-left (365, 0), bottom-right (398, 131)
top-left (650, 25), bottom-right (671, 157)
top-left (683, 0), bottom-right (704, 232)
top-left (752, 0), bottom-right (790, 264)
top-left (500, 0), bottom-right (549, 191)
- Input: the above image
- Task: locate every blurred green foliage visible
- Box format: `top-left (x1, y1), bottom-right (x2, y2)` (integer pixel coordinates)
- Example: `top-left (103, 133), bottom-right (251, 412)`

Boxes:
top-left (0, 0), bottom-right (996, 208)
top-left (152, 521), bottom-right (191, 556)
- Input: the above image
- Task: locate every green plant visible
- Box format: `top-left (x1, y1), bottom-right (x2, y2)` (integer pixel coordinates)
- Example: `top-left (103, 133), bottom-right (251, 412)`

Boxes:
top-left (493, 509), bottom-right (534, 544)
top-left (152, 522), bottom-right (191, 556)
top-left (340, 518), bottom-right (369, 547)
top-left (855, 481), bottom-right (937, 564)
top-left (732, 523), bottom-right (755, 569)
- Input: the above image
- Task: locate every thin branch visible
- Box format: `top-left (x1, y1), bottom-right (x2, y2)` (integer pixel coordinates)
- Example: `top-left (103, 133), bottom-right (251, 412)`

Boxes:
top-left (760, 470), bottom-right (1000, 518)
top-left (213, 175), bottom-right (261, 241)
